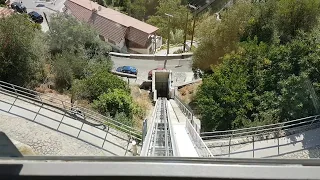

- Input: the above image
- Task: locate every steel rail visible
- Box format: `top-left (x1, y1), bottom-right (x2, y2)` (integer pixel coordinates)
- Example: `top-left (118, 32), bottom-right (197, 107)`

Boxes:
top-left (147, 98), bottom-right (174, 156)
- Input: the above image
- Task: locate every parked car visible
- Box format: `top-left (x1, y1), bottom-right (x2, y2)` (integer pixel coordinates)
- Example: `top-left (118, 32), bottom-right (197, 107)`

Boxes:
top-left (28, 11), bottom-right (44, 23)
top-left (11, 2), bottom-right (27, 13)
top-left (148, 68), bottom-right (166, 80)
top-left (116, 66), bottom-right (138, 75)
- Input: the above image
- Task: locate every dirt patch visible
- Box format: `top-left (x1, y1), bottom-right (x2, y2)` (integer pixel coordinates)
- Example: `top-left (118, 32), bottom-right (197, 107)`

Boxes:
top-left (178, 81), bottom-right (202, 105)
top-left (130, 85), bottom-right (152, 129)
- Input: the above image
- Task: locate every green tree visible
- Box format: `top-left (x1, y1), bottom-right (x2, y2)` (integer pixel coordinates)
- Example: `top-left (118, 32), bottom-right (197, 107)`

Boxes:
top-left (52, 51), bottom-right (88, 91)
top-left (193, 0), bottom-right (253, 70)
top-left (241, 0), bottom-right (277, 44)
top-left (147, 0), bottom-right (190, 39)
top-left (197, 33), bottom-right (320, 131)
top-left (48, 13), bottom-right (111, 55)
top-left (276, 0), bottom-right (320, 43)
top-left (71, 67), bottom-right (129, 102)
top-left (130, 0), bottom-right (147, 20)
top-left (0, 14), bottom-right (46, 87)
top-left (93, 89), bottom-right (134, 118)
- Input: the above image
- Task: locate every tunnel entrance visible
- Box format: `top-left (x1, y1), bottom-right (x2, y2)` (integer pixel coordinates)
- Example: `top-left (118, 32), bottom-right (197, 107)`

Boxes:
top-left (154, 71), bottom-right (170, 99)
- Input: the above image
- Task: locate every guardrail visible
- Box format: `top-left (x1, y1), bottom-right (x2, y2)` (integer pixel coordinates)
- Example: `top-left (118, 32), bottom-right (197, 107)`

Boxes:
top-left (201, 115), bottom-right (320, 140)
top-left (185, 118), bottom-right (213, 157)
top-left (174, 90), bottom-right (201, 133)
top-left (202, 115), bottom-right (320, 157)
top-left (0, 81), bottom-right (142, 155)
top-left (172, 89), bottom-right (211, 157)
top-left (110, 52), bottom-right (193, 60)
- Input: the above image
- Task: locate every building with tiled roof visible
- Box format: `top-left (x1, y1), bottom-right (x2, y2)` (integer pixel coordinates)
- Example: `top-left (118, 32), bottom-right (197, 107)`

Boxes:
top-left (64, 0), bottom-right (162, 54)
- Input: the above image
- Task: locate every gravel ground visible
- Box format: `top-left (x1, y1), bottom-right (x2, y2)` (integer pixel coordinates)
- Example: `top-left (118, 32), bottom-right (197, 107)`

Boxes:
top-left (278, 146), bottom-right (320, 159)
top-left (0, 114), bottom-right (111, 156)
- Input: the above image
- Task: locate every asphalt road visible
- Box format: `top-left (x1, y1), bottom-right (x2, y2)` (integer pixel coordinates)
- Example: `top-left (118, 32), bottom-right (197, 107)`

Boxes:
top-left (111, 56), bottom-right (194, 84)
top-left (16, 0), bottom-right (66, 32)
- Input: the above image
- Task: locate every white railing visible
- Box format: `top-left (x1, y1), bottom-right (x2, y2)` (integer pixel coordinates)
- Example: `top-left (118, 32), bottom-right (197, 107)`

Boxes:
top-left (185, 118), bottom-right (213, 157)
top-left (173, 89), bottom-right (211, 157)
top-left (174, 90), bottom-right (200, 133)
top-left (202, 115), bottom-right (320, 157)
top-left (0, 81), bottom-right (142, 155)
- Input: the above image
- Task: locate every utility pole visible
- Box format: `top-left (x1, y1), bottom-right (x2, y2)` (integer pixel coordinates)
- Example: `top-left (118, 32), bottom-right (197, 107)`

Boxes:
top-left (188, 4), bottom-right (198, 51)
top-left (164, 13), bottom-right (173, 69)
top-left (183, 10), bottom-right (188, 52)
top-left (190, 16), bottom-right (196, 50)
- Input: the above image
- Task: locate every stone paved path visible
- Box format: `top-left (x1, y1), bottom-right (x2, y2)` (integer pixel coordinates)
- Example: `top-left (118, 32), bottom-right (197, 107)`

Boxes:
top-left (0, 114), bottom-right (111, 156)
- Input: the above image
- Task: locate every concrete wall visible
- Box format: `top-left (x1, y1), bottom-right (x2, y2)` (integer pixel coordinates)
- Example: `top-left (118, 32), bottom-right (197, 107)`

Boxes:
top-left (129, 47), bottom-right (150, 54)
top-left (110, 52), bottom-right (193, 60)
top-left (116, 38), bottom-right (126, 50)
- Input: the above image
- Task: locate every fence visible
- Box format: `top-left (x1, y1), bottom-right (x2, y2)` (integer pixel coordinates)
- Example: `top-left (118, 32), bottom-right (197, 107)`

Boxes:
top-left (174, 90), bottom-right (201, 133)
top-left (185, 117), bottom-right (212, 157)
top-left (110, 52), bottom-right (193, 60)
top-left (0, 81), bottom-right (142, 155)
top-left (173, 89), bottom-right (211, 157)
top-left (202, 115), bottom-right (320, 157)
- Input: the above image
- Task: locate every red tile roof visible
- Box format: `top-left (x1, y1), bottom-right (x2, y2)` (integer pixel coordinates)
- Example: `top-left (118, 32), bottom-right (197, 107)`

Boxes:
top-left (65, 0), bottom-right (158, 47)
top-left (0, 7), bottom-right (14, 18)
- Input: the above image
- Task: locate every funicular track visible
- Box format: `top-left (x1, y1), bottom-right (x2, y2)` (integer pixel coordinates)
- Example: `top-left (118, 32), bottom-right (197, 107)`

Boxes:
top-left (146, 98), bottom-right (175, 156)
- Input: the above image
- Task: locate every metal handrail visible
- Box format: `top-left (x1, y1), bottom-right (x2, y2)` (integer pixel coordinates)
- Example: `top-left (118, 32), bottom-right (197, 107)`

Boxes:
top-left (0, 93), bottom-right (134, 155)
top-left (185, 118), bottom-right (212, 157)
top-left (201, 115), bottom-right (320, 140)
top-left (174, 91), bottom-right (193, 122)
top-left (0, 81), bottom-right (142, 139)
top-left (1, 80), bottom-right (142, 133)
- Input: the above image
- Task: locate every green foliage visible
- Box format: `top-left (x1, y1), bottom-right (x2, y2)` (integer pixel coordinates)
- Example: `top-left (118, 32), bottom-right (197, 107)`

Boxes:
top-left (125, 0), bottom-right (147, 20)
top-left (114, 112), bottom-right (134, 127)
top-left (194, 0), bottom-right (320, 71)
top-left (147, 0), bottom-right (190, 39)
top-left (71, 68), bottom-right (128, 102)
top-left (193, 1), bottom-right (253, 70)
top-left (92, 89), bottom-right (133, 118)
top-left (169, 29), bottom-right (184, 45)
top-left (0, 14), bottom-right (46, 88)
top-left (52, 52), bottom-right (87, 91)
top-left (276, 0), bottom-right (320, 43)
top-left (197, 31), bottom-right (320, 131)
top-left (48, 13), bottom-right (111, 55)
top-left (49, 13), bottom-right (112, 91)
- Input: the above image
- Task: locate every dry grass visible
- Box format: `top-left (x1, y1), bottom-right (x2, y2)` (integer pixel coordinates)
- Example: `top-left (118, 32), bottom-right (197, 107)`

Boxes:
top-left (178, 81), bottom-right (202, 105)
top-left (130, 85), bottom-right (152, 129)
top-left (34, 83), bottom-right (152, 130)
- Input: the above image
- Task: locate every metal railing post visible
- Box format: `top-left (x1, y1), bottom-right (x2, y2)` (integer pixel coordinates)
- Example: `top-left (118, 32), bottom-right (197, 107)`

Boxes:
top-left (33, 103), bottom-right (43, 121)
top-left (77, 122), bottom-right (84, 138)
top-left (57, 111), bottom-right (66, 130)
top-left (8, 84), bottom-right (18, 112)
top-left (102, 126), bottom-right (110, 148)
top-left (277, 126), bottom-right (281, 155)
top-left (252, 135), bottom-right (255, 158)
top-left (228, 136), bottom-right (231, 158)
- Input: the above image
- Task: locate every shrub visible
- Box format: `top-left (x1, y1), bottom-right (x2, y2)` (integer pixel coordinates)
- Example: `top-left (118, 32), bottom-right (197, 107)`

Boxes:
top-left (114, 112), bottom-right (134, 127)
top-left (92, 89), bottom-right (133, 118)
top-left (85, 71), bottom-right (129, 101)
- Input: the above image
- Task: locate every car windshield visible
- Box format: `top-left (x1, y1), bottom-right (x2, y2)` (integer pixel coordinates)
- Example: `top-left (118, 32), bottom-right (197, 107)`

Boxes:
top-left (2, 0), bottom-right (320, 179)
top-left (122, 66), bottom-right (132, 70)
